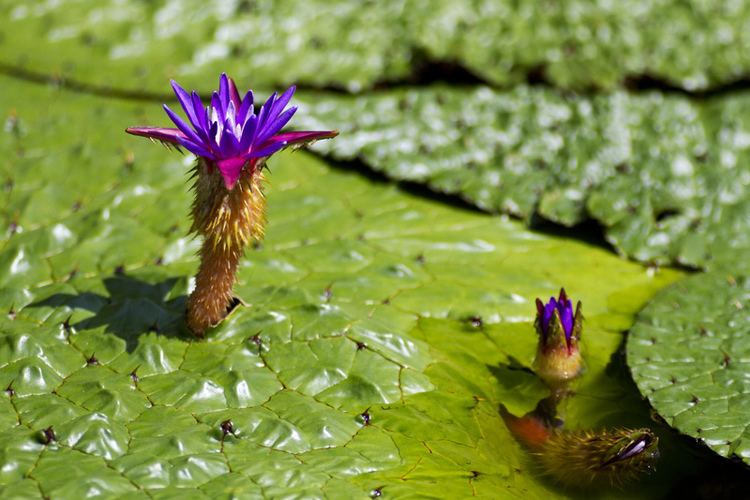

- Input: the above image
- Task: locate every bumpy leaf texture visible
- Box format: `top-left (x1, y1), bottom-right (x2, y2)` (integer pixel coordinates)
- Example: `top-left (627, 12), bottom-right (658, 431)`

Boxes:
top-left (0, 76), bottom-right (700, 498)
top-left (294, 86), bottom-right (750, 272)
top-left (628, 272), bottom-right (750, 466)
top-left (2, 0), bottom-right (750, 92)
top-left (4, 1), bottom-right (750, 274)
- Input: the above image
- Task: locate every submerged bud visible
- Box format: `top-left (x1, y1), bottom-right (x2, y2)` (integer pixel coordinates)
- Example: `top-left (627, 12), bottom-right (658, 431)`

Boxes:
top-left (533, 288), bottom-right (584, 386)
top-left (537, 427), bottom-right (659, 487)
top-left (500, 405), bottom-right (660, 487)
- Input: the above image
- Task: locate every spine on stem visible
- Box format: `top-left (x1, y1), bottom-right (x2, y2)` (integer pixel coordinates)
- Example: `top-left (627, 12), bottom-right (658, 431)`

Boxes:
top-left (186, 159), bottom-right (266, 336)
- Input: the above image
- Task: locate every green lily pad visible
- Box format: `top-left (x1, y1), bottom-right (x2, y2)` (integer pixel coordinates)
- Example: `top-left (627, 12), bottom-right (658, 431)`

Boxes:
top-left (0, 0), bottom-right (413, 93)
top-left (295, 86), bottom-right (750, 272)
top-left (411, 0), bottom-right (750, 92)
top-left (628, 271), bottom-right (750, 465)
top-left (0, 74), bottom-right (709, 497)
top-left (3, 1), bottom-right (750, 93)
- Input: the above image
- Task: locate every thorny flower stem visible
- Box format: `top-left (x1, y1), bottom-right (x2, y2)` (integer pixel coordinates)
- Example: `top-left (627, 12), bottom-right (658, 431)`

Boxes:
top-left (186, 159), bottom-right (266, 336)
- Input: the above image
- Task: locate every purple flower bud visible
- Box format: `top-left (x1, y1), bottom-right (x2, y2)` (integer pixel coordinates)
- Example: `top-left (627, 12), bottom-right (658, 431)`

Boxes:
top-left (533, 288), bottom-right (584, 386)
top-left (535, 288), bottom-right (577, 351)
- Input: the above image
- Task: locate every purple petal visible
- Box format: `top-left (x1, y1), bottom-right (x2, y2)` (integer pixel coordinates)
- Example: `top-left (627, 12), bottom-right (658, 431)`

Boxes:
top-left (237, 90), bottom-right (255, 125)
top-left (190, 91), bottom-right (210, 138)
top-left (269, 85), bottom-right (296, 119)
top-left (542, 298), bottom-right (556, 334)
top-left (209, 121), bottom-right (220, 148)
top-left (559, 303), bottom-right (574, 339)
top-left (535, 298), bottom-right (545, 318)
top-left (245, 130), bottom-right (338, 158)
top-left (163, 104), bottom-right (206, 148)
top-left (254, 107), bottom-right (297, 145)
top-left (245, 138), bottom-right (288, 158)
top-left (225, 101), bottom-right (238, 131)
top-left (218, 74), bottom-right (231, 113)
top-left (126, 126), bottom-right (185, 144)
top-left (216, 157), bottom-right (247, 190)
top-left (219, 117), bottom-right (240, 156)
top-left (227, 76), bottom-right (241, 110)
top-left (255, 92), bottom-right (277, 131)
top-left (176, 135), bottom-right (216, 159)
top-left (170, 80), bottom-right (205, 133)
top-left (272, 130), bottom-right (339, 145)
top-left (239, 114), bottom-right (258, 152)
top-left (211, 92), bottom-right (226, 125)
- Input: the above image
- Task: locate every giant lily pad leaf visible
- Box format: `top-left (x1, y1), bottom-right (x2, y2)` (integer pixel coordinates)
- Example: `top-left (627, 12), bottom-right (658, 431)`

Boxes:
top-left (0, 75), bottom-right (704, 497)
top-left (411, 0), bottom-right (750, 92)
top-left (0, 0), bottom-right (413, 93)
top-left (295, 86), bottom-right (750, 272)
top-left (3, 1), bottom-right (750, 93)
top-left (628, 272), bottom-right (750, 466)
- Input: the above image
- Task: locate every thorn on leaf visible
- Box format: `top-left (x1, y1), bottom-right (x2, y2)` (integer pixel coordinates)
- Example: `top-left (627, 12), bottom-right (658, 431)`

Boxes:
top-left (221, 419), bottom-right (237, 437)
top-left (42, 427), bottom-right (57, 444)
top-left (359, 409), bottom-right (371, 426)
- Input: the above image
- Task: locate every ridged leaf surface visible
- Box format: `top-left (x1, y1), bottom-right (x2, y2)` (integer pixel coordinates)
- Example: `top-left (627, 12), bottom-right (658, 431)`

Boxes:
top-left (2, 0), bottom-right (750, 92)
top-left (628, 272), bottom-right (750, 466)
top-left (295, 86), bottom-right (750, 272)
top-left (0, 76), bottom-right (693, 498)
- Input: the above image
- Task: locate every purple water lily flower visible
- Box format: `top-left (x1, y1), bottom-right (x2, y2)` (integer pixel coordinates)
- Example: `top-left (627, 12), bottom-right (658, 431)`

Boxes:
top-left (535, 288), bottom-right (582, 353)
top-left (127, 73), bottom-right (337, 189)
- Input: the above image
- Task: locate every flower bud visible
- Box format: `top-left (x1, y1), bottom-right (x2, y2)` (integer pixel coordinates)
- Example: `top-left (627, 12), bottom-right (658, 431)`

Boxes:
top-left (533, 288), bottom-right (584, 386)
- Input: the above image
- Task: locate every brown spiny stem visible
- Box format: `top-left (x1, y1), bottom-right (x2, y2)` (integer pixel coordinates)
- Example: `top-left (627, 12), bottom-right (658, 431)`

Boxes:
top-left (186, 236), bottom-right (242, 335)
top-left (186, 159), bottom-right (266, 336)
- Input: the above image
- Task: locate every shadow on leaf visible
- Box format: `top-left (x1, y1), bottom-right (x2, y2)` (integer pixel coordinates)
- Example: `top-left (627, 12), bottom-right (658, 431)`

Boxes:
top-left (30, 273), bottom-right (191, 351)
top-left (486, 357), bottom-right (550, 417)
